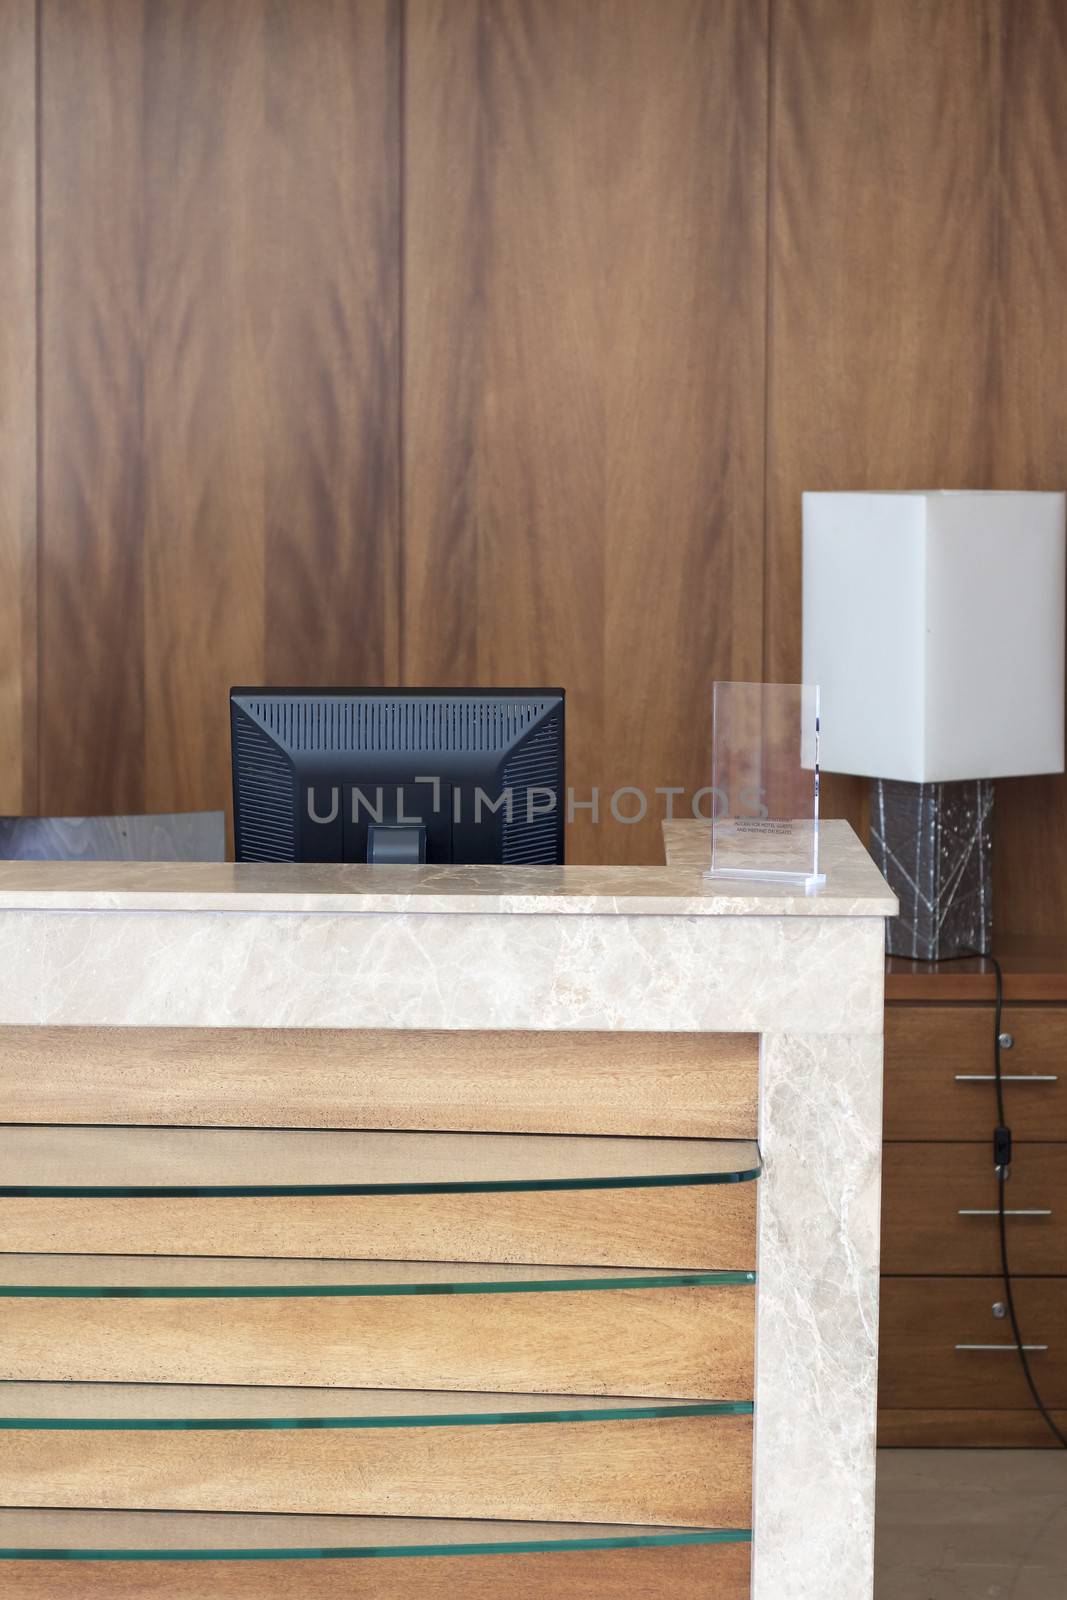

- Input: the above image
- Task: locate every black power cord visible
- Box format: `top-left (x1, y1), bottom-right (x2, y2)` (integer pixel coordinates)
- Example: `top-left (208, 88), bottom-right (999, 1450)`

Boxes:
top-left (983, 953), bottom-right (1067, 1448)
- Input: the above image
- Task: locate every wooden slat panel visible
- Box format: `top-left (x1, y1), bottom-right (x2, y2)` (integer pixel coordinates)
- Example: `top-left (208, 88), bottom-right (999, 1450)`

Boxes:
top-left (39, 0), bottom-right (146, 811)
top-left (768, 0), bottom-right (1067, 919)
top-left (881, 1143), bottom-right (1067, 1275)
top-left (0, 0), bottom-right (36, 815)
top-left (878, 1408), bottom-right (1067, 1450)
top-left (141, 0), bottom-right (400, 818)
top-left (0, 1545), bottom-right (752, 1600)
top-left (2, 1415), bottom-right (752, 1526)
top-left (0, 1505), bottom-right (749, 1548)
top-left (884, 1005), bottom-right (1067, 1142)
top-left (766, 0), bottom-right (1002, 839)
top-left (0, 1185), bottom-right (754, 1268)
top-left (984, 1), bottom-right (1067, 940)
top-left (0, 1125), bottom-right (757, 1265)
top-left (0, 1125), bottom-right (758, 1186)
top-left (0, 1383), bottom-right (715, 1419)
top-left (0, 1026), bottom-right (758, 1137)
top-left (599, 0), bottom-right (766, 866)
top-left (0, 1255), bottom-right (722, 1289)
top-left (0, 1281), bottom-right (754, 1399)
top-left (38, 0), bottom-right (399, 820)
top-left (403, 0), bottom-right (766, 866)
top-left (879, 1278), bottom-right (1067, 1409)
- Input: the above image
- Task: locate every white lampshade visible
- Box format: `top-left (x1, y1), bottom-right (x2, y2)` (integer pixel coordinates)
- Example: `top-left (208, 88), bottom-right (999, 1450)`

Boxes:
top-left (802, 491), bottom-right (1066, 783)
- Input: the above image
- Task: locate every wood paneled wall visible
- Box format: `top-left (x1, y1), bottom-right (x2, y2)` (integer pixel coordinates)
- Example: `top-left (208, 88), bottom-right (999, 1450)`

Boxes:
top-left (36, 0), bottom-right (400, 818)
top-left (3, 0), bottom-right (1067, 923)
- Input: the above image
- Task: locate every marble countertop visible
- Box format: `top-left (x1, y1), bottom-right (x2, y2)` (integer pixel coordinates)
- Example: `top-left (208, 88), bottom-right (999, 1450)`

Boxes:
top-left (0, 819), bottom-right (895, 918)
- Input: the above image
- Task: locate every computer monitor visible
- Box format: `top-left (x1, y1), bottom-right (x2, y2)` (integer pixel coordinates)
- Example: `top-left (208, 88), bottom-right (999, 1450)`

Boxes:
top-left (230, 688), bottom-right (565, 865)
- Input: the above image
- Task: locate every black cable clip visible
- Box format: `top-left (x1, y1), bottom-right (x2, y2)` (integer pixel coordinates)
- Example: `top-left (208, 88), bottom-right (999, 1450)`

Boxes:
top-left (994, 1124), bottom-right (1013, 1179)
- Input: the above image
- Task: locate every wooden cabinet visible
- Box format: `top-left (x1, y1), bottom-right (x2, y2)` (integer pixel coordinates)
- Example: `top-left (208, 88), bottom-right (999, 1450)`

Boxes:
top-left (880, 947), bottom-right (1067, 1446)
top-left (881, 1144), bottom-right (1067, 1275)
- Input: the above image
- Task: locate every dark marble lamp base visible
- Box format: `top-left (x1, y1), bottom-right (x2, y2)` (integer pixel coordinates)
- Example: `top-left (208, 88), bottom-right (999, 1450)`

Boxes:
top-left (870, 778), bottom-right (993, 961)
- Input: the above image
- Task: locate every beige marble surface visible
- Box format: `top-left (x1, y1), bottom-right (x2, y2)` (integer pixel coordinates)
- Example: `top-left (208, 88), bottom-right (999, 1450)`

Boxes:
top-left (753, 1031), bottom-right (885, 1599)
top-left (0, 818), bottom-right (895, 917)
top-left (0, 907), bottom-right (887, 1034)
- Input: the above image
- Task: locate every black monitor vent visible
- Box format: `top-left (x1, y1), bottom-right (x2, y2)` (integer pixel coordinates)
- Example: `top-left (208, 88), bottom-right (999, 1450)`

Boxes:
top-left (244, 696), bottom-right (551, 756)
top-left (501, 712), bottom-right (563, 864)
top-left (233, 713), bottom-right (298, 860)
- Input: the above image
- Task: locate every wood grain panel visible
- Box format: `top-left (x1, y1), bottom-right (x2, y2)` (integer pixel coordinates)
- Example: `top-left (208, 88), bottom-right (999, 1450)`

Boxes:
top-left (886, 941), bottom-right (1067, 1003)
top-left (39, 0), bottom-right (147, 812)
top-left (769, 0), bottom-right (1067, 916)
top-left (0, 0), bottom-right (36, 815)
top-left (3, 1413), bottom-right (753, 1526)
top-left (38, 0), bottom-right (399, 820)
top-left (0, 1183), bottom-right (754, 1268)
top-left (881, 1143), bottom-right (1067, 1275)
top-left (403, 0), bottom-right (766, 865)
top-left (0, 1124), bottom-right (757, 1185)
top-left (0, 1126), bottom-right (758, 1267)
top-left (0, 1025), bottom-right (759, 1137)
top-left (0, 1281), bottom-right (754, 1398)
top-left (599, 0), bottom-right (766, 863)
top-left (879, 1277), bottom-right (1067, 1409)
top-left (766, 0), bottom-right (1002, 839)
top-left (878, 1408), bottom-right (1067, 1449)
top-left (0, 1544), bottom-right (751, 1600)
top-left (142, 0), bottom-right (400, 818)
top-left (985, 1), bottom-right (1067, 938)
top-left (884, 1004), bottom-right (1067, 1142)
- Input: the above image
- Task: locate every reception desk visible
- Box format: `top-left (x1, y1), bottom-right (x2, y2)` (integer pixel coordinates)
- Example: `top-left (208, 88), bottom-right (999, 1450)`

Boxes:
top-left (0, 819), bottom-right (894, 1598)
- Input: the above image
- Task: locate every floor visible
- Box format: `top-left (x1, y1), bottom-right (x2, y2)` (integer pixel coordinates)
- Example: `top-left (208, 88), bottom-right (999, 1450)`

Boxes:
top-left (875, 1450), bottom-right (1067, 1599)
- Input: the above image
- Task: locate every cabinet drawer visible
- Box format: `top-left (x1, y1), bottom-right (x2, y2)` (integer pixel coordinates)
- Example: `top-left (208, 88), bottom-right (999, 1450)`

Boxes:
top-left (882, 1144), bottom-right (1067, 1274)
top-left (879, 1278), bottom-right (1067, 1409)
top-left (885, 1005), bottom-right (1067, 1140)
top-left (0, 1256), bottom-right (755, 1400)
top-left (0, 1386), bottom-right (753, 1528)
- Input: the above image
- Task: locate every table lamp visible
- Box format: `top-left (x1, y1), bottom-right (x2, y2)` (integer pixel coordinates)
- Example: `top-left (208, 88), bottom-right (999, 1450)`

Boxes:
top-left (802, 491), bottom-right (1066, 959)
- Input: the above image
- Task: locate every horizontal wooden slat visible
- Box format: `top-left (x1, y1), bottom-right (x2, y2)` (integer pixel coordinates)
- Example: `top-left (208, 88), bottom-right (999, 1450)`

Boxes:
top-left (0, 1275), bottom-right (754, 1399)
top-left (0, 1026), bottom-right (759, 1137)
top-left (0, 1382), bottom-right (725, 1419)
top-left (0, 1185), bottom-right (754, 1267)
top-left (877, 1407), bottom-right (1067, 1449)
top-left (881, 1143), bottom-right (1067, 1274)
top-left (0, 1506), bottom-right (748, 1550)
top-left (0, 1541), bottom-right (751, 1600)
top-left (0, 1254), bottom-right (732, 1288)
top-left (0, 1396), bottom-right (752, 1527)
top-left (884, 1004), bottom-right (1067, 1141)
top-left (0, 1127), bottom-right (756, 1266)
top-left (0, 1125), bottom-right (759, 1187)
top-left (879, 1278), bottom-right (1067, 1409)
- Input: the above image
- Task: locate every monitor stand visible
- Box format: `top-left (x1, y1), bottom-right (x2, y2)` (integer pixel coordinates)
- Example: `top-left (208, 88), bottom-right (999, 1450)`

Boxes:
top-left (365, 824), bottom-right (428, 865)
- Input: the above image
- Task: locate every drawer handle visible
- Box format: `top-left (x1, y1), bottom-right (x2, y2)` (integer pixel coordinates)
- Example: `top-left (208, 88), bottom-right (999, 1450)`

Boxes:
top-left (957, 1208), bottom-right (1053, 1218)
top-left (954, 1073), bottom-right (1059, 1083)
top-left (955, 1343), bottom-right (1049, 1353)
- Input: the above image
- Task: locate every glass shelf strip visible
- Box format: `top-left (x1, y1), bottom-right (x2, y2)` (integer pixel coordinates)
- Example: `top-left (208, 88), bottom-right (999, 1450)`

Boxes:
top-left (0, 1398), bottom-right (754, 1431)
top-left (0, 1264), bottom-right (756, 1298)
top-left (0, 1510), bottom-right (753, 1561)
